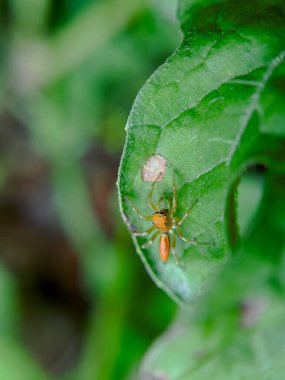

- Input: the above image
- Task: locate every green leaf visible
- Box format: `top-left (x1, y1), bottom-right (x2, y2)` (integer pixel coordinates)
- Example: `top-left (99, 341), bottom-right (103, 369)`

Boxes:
top-left (140, 171), bottom-right (285, 378)
top-left (140, 290), bottom-right (285, 380)
top-left (118, 0), bottom-right (285, 305)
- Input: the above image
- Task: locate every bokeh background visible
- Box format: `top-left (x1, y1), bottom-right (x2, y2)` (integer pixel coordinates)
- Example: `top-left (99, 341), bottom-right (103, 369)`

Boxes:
top-left (0, 1), bottom-right (182, 379)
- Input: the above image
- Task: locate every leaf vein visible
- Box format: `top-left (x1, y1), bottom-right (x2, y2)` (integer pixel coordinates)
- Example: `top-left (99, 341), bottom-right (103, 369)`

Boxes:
top-left (227, 51), bottom-right (285, 161)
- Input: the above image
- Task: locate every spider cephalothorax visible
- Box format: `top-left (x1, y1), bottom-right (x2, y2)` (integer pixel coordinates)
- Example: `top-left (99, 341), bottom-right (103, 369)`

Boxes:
top-left (152, 209), bottom-right (172, 231)
top-left (127, 173), bottom-right (198, 266)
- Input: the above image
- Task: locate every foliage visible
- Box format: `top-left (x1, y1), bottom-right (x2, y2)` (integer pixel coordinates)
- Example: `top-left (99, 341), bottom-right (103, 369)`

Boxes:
top-left (119, 0), bottom-right (285, 377)
top-left (0, 1), bottom-right (179, 379)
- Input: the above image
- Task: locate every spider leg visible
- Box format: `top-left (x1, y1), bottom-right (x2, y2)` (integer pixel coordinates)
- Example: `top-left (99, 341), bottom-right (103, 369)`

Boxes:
top-left (171, 174), bottom-right (177, 214)
top-left (175, 225), bottom-right (198, 244)
top-left (166, 198), bottom-right (172, 211)
top-left (142, 230), bottom-right (160, 248)
top-left (177, 199), bottom-right (198, 226)
top-left (126, 198), bottom-right (153, 221)
top-left (133, 225), bottom-right (156, 236)
top-left (147, 172), bottom-right (162, 211)
top-left (171, 233), bottom-right (182, 267)
top-left (157, 196), bottom-right (164, 210)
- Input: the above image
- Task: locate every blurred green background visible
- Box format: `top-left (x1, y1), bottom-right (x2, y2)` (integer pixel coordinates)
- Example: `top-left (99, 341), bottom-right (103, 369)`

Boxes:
top-left (0, 1), bottom-right (181, 379)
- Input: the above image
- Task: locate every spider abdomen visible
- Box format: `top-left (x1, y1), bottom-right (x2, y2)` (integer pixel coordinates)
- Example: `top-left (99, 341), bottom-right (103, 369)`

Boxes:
top-left (159, 233), bottom-right (170, 262)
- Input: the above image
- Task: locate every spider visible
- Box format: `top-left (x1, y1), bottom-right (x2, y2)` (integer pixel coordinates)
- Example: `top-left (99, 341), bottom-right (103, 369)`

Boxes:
top-left (127, 173), bottom-right (199, 266)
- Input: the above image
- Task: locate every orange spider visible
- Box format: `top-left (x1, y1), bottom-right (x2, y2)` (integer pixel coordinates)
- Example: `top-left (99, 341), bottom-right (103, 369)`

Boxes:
top-left (127, 173), bottom-right (198, 266)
